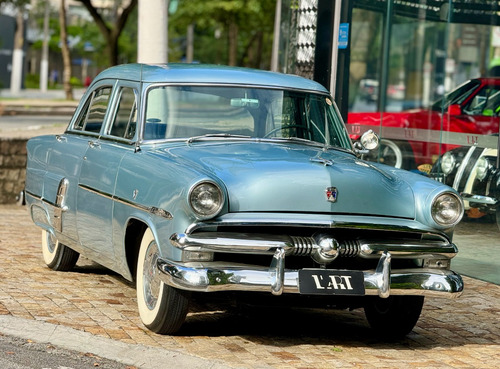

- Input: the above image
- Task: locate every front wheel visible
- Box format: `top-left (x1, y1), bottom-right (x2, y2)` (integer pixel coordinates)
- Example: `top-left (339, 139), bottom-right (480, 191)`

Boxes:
top-left (364, 296), bottom-right (424, 338)
top-left (136, 228), bottom-right (190, 334)
top-left (41, 229), bottom-right (79, 271)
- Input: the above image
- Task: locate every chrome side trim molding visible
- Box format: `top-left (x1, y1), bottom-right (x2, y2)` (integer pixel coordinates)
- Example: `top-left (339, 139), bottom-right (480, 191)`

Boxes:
top-left (78, 184), bottom-right (173, 219)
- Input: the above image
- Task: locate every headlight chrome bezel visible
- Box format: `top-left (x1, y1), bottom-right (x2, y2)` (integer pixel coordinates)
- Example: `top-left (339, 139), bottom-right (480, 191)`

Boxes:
top-left (440, 151), bottom-right (456, 175)
top-left (188, 181), bottom-right (225, 219)
top-left (431, 192), bottom-right (464, 227)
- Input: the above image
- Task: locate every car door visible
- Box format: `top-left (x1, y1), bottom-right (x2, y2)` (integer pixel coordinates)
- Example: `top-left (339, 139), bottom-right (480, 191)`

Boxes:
top-left (76, 82), bottom-right (138, 268)
top-left (33, 90), bottom-right (100, 247)
top-left (75, 82), bottom-right (119, 264)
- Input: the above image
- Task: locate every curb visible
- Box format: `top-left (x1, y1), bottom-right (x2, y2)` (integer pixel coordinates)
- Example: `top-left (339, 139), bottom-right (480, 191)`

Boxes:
top-left (0, 315), bottom-right (235, 369)
top-left (0, 103), bottom-right (77, 116)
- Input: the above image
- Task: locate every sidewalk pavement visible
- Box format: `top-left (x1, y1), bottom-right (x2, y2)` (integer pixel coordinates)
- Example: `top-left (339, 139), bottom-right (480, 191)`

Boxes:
top-left (0, 204), bottom-right (499, 369)
top-left (0, 88), bottom-right (84, 116)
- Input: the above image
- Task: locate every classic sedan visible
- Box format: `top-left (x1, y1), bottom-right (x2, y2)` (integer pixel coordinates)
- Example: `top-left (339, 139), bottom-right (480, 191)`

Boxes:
top-left (25, 63), bottom-right (464, 338)
top-left (348, 78), bottom-right (500, 170)
top-left (429, 140), bottom-right (498, 216)
top-left (461, 150), bottom-right (500, 229)
top-left (430, 142), bottom-right (500, 226)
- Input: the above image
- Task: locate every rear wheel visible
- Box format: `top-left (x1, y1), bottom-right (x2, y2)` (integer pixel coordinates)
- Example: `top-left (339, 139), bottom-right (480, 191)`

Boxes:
top-left (364, 296), bottom-right (424, 338)
top-left (136, 228), bottom-right (190, 334)
top-left (41, 229), bottom-right (79, 271)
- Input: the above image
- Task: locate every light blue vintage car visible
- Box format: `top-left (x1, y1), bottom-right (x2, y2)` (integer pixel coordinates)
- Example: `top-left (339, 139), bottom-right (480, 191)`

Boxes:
top-left (25, 63), bottom-right (464, 337)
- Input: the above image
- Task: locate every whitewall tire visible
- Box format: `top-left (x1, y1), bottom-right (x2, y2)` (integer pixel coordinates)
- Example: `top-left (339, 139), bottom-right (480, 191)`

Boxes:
top-left (41, 229), bottom-right (79, 271)
top-left (136, 228), bottom-right (190, 334)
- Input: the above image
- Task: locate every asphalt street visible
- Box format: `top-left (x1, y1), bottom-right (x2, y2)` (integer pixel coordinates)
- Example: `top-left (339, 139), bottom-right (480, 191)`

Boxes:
top-left (0, 333), bottom-right (132, 369)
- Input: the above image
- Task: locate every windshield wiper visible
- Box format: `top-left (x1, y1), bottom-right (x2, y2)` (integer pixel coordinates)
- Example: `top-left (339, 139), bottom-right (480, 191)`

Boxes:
top-left (187, 133), bottom-right (252, 143)
top-left (268, 136), bottom-right (353, 154)
top-left (267, 136), bottom-right (326, 147)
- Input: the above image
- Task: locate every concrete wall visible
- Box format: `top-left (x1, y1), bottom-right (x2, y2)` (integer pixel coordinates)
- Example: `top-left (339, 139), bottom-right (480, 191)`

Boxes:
top-left (0, 138), bottom-right (27, 204)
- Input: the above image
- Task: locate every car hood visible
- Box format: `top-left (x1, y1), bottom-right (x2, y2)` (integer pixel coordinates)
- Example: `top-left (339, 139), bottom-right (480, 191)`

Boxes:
top-left (159, 141), bottom-right (415, 218)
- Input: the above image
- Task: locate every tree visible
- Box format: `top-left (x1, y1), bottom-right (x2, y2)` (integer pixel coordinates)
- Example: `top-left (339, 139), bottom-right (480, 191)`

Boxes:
top-left (59, 0), bottom-right (73, 100)
top-left (76, 0), bottom-right (138, 66)
top-left (0, 0), bottom-right (30, 93)
top-left (170, 0), bottom-right (276, 68)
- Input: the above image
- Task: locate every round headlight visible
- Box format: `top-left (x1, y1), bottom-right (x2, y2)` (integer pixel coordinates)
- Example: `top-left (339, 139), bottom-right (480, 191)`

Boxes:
top-left (431, 192), bottom-right (463, 227)
top-left (476, 157), bottom-right (490, 181)
top-left (440, 152), bottom-right (456, 175)
top-left (189, 181), bottom-right (224, 218)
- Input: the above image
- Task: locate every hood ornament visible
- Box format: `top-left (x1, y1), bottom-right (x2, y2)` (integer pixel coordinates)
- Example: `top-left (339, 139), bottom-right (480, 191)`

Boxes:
top-left (310, 155), bottom-right (334, 166)
top-left (326, 187), bottom-right (338, 203)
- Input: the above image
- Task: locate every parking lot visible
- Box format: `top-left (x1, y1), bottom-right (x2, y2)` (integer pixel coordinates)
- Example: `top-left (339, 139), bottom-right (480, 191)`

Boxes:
top-left (0, 204), bottom-right (499, 368)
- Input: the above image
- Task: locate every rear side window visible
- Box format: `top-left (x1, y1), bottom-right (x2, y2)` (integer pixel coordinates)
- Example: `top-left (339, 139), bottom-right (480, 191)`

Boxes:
top-left (74, 86), bottom-right (113, 133)
top-left (109, 87), bottom-right (137, 139)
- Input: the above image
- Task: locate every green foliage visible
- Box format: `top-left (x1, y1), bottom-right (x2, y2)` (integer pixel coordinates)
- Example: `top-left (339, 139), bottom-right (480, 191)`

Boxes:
top-left (25, 0), bottom-right (276, 71)
top-left (25, 73), bottom-right (39, 89)
top-left (117, 6), bottom-right (138, 64)
top-left (169, 0), bottom-right (276, 67)
top-left (70, 76), bottom-right (82, 87)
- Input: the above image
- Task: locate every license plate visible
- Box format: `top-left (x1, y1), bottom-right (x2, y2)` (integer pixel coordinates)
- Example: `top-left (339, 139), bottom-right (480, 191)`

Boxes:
top-left (298, 269), bottom-right (365, 295)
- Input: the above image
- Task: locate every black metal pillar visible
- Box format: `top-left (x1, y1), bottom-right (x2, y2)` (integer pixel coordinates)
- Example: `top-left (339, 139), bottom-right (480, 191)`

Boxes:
top-left (313, 0), bottom-right (336, 91)
top-left (333, 1), bottom-right (353, 122)
top-left (378, 0), bottom-right (394, 113)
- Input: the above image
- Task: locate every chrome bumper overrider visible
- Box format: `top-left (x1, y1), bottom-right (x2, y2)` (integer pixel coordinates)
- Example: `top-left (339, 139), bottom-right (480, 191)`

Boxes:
top-left (157, 249), bottom-right (464, 299)
top-left (461, 193), bottom-right (499, 206)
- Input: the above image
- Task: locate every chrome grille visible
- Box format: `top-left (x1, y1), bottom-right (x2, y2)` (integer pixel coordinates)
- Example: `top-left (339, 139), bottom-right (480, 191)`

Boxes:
top-left (289, 236), bottom-right (361, 258)
top-left (339, 239), bottom-right (361, 257)
top-left (290, 236), bottom-right (315, 256)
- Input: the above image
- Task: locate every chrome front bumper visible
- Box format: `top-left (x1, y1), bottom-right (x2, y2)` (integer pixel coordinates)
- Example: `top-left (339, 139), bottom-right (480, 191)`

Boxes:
top-left (157, 249), bottom-right (464, 299)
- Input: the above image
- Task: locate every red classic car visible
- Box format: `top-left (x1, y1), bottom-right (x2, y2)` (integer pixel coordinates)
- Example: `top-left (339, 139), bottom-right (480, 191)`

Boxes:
top-left (347, 78), bottom-right (500, 170)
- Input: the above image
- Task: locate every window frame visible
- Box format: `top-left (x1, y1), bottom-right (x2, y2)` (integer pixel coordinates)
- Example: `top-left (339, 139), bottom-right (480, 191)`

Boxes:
top-left (68, 79), bottom-right (115, 137)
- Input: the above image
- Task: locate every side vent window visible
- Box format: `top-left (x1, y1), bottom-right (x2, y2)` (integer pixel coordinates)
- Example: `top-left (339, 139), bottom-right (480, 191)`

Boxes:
top-left (73, 86), bottom-right (113, 133)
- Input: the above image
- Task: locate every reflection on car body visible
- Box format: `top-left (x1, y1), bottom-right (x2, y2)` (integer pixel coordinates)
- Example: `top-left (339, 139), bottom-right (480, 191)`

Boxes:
top-left (25, 63), bottom-right (464, 338)
top-left (348, 78), bottom-right (500, 170)
top-left (431, 139), bottom-right (500, 229)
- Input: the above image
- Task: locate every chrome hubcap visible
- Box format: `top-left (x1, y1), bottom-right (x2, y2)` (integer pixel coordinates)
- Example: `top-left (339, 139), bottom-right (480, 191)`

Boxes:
top-left (143, 241), bottom-right (161, 310)
top-left (47, 232), bottom-right (58, 253)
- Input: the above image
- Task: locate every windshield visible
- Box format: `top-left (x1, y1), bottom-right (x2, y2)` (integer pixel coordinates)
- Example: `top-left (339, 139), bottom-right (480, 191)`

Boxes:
top-left (144, 85), bottom-right (352, 149)
top-left (431, 79), bottom-right (481, 111)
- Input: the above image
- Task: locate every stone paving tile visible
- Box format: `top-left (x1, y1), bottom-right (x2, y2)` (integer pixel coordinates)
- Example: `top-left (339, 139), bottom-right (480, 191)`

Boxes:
top-left (0, 204), bottom-right (499, 368)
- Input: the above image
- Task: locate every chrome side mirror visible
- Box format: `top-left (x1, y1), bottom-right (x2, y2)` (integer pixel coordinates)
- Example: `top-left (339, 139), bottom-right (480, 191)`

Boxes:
top-left (354, 130), bottom-right (379, 155)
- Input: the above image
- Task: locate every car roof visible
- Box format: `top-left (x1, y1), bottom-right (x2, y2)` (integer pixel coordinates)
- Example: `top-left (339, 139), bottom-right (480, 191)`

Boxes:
top-left (94, 63), bottom-right (329, 93)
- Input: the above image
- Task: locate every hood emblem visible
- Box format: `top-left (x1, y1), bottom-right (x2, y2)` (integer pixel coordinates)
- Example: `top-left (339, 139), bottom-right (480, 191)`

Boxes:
top-left (326, 187), bottom-right (338, 203)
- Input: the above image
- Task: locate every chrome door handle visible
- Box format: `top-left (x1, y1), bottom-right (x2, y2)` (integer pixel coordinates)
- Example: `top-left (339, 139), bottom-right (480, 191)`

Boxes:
top-left (56, 135), bottom-right (67, 142)
top-left (88, 140), bottom-right (101, 149)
